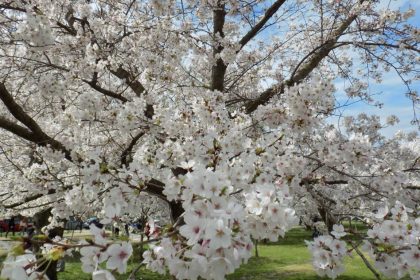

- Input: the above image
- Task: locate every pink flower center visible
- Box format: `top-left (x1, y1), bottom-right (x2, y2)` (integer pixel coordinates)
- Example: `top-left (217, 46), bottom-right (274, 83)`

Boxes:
top-left (119, 250), bottom-right (128, 260)
top-left (216, 229), bottom-right (225, 237)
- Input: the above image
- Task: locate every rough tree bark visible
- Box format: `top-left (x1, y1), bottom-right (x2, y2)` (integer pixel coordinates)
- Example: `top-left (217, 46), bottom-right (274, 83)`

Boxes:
top-left (33, 208), bottom-right (64, 280)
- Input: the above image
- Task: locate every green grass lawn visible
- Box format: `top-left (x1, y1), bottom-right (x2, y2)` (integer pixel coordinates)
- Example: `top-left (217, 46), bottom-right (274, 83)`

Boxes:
top-left (58, 227), bottom-right (379, 280)
top-left (1, 227), bottom-right (383, 280)
top-left (226, 227), bottom-right (377, 280)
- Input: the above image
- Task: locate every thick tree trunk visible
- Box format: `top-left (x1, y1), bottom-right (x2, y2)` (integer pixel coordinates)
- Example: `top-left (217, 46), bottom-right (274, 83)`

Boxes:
top-left (254, 239), bottom-right (259, 258)
top-left (210, 1), bottom-right (226, 92)
top-left (33, 208), bottom-right (64, 280)
top-left (318, 207), bottom-right (336, 232)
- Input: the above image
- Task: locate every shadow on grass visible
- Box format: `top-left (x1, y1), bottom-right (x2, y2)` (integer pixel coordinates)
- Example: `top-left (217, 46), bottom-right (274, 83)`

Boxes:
top-left (1, 226), bottom-right (381, 280)
top-left (62, 252), bottom-right (82, 263)
top-left (228, 272), bottom-right (374, 280)
top-left (59, 260), bottom-right (168, 280)
top-left (228, 260), bottom-right (375, 280)
top-left (264, 228), bottom-right (313, 246)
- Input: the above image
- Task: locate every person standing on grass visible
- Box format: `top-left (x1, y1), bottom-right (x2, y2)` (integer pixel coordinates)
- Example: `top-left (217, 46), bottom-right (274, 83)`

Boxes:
top-left (76, 217), bottom-right (83, 233)
top-left (124, 223), bottom-right (130, 238)
top-left (144, 222), bottom-right (150, 241)
top-left (5, 216), bottom-right (15, 238)
top-left (20, 217), bottom-right (28, 236)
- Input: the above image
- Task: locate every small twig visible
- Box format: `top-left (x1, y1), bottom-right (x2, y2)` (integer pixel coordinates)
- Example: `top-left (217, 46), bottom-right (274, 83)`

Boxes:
top-left (127, 262), bottom-right (145, 280)
top-left (349, 241), bottom-right (381, 280)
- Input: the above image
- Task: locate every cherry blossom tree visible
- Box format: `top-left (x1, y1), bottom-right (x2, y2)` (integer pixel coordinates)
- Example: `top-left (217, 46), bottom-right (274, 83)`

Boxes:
top-left (0, 0), bottom-right (419, 279)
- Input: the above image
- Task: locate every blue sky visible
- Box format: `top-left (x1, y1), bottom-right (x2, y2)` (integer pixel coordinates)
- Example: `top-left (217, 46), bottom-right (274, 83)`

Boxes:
top-left (329, 0), bottom-right (420, 138)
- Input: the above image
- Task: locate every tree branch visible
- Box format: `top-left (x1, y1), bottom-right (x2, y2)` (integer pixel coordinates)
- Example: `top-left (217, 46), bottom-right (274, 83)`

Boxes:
top-left (0, 116), bottom-right (36, 141)
top-left (109, 67), bottom-right (154, 118)
top-left (144, 179), bottom-right (183, 222)
top-left (349, 241), bottom-right (382, 280)
top-left (243, 13), bottom-right (358, 113)
top-left (0, 83), bottom-right (71, 160)
top-left (83, 78), bottom-right (129, 103)
top-left (0, 83), bottom-right (48, 135)
top-left (0, 85), bottom-right (177, 217)
top-left (4, 189), bottom-right (56, 209)
top-left (0, 2), bottom-right (26, 12)
top-left (121, 131), bottom-right (145, 167)
top-left (210, 1), bottom-right (227, 92)
top-left (238, 0), bottom-right (286, 51)
top-left (300, 178), bottom-right (349, 186)
top-left (109, 67), bottom-right (146, 97)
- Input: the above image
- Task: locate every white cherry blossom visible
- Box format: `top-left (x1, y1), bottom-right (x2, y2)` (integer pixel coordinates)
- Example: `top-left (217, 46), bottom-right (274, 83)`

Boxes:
top-left (106, 242), bottom-right (133, 274)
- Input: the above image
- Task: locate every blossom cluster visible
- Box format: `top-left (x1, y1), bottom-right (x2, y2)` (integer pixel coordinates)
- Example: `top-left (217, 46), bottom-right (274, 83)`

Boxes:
top-left (144, 163), bottom-right (297, 279)
top-left (1, 225), bottom-right (133, 280)
top-left (363, 203), bottom-right (420, 279)
top-left (16, 14), bottom-right (55, 47)
top-left (306, 225), bottom-right (348, 279)
top-left (0, 0), bottom-right (419, 279)
top-left (307, 203), bottom-right (420, 280)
